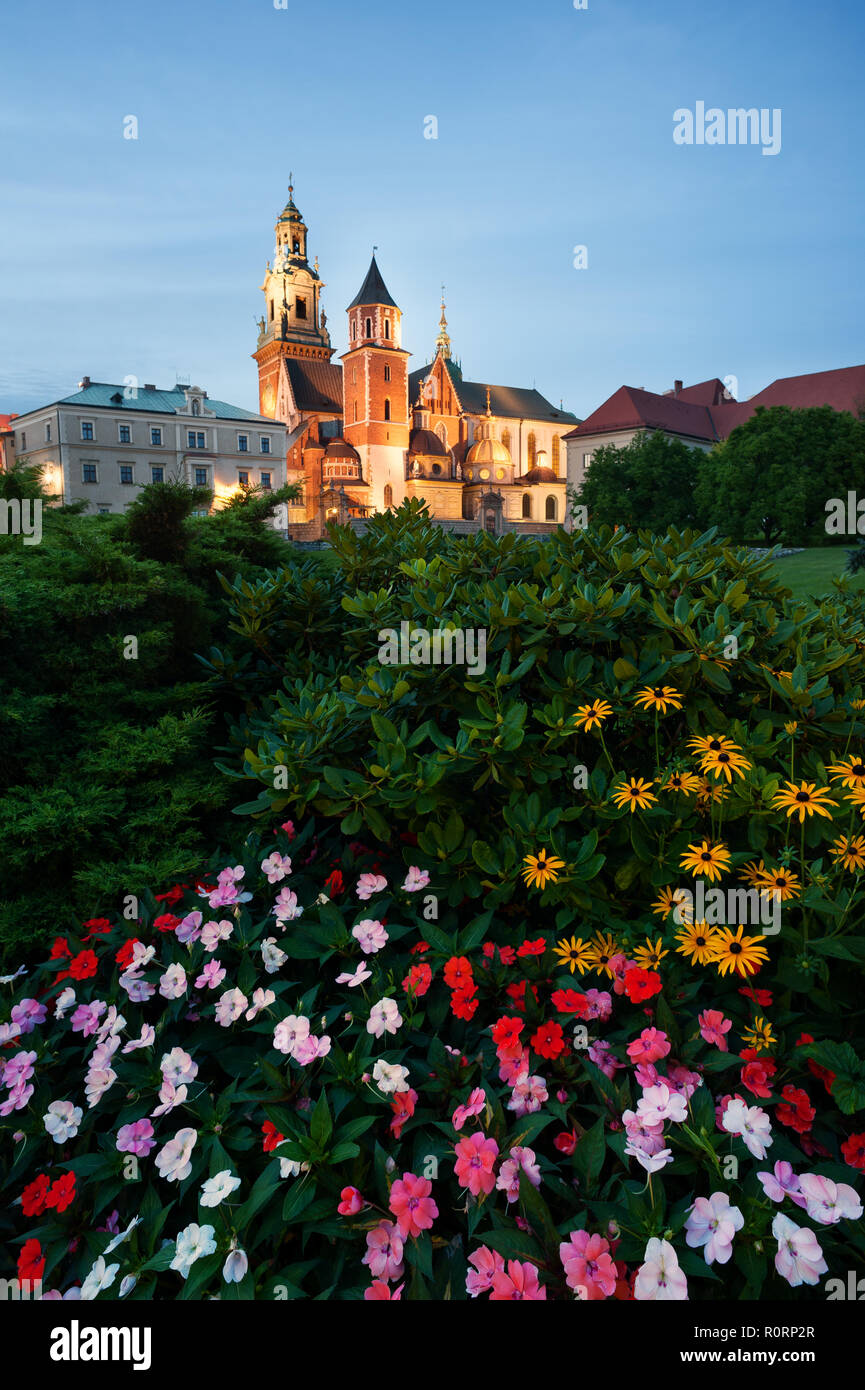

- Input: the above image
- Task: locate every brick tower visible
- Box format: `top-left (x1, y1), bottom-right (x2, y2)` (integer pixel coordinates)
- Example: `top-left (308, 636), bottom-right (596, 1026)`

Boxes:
top-left (341, 255), bottom-right (410, 512)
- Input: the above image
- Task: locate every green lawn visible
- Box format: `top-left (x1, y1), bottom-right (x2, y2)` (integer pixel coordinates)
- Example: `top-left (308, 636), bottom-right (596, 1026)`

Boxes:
top-left (768, 546), bottom-right (865, 603)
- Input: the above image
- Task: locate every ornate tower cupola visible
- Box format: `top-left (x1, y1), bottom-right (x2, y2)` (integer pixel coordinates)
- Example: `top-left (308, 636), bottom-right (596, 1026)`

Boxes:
top-left (435, 290), bottom-right (451, 359)
top-left (253, 179), bottom-right (333, 418)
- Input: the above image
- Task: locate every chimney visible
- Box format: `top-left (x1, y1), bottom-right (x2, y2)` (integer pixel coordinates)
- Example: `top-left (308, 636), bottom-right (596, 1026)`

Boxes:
top-left (674, 379), bottom-right (683, 395)
top-left (144, 383), bottom-right (156, 392)
top-left (79, 375), bottom-right (91, 389)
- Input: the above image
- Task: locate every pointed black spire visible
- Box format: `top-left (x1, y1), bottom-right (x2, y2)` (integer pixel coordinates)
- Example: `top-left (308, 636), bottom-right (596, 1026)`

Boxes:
top-left (348, 254), bottom-right (398, 309)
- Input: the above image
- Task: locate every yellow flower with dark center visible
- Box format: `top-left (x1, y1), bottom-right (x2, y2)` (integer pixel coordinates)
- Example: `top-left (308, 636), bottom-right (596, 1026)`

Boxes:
top-left (652, 886), bottom-right (694, 922)
top-left (686, 734), bottom-right (741, 757)
top-left (610, 777), bottom-right (658, 813)
top-left (584, 932), bottom-right (620, 978)
top-left (679, 840), bottom-right (732, 882)
top-left (846, 785), bottom-right (865, 816)
top-left (573, 699), bottom-right (613, 732)
top-left (699, 747), bottom-right (752, 783)
top-left (739, 859), bottom-right (767, 886)
top-left (521, 847), bottom-right (565, 890)
top-left (552, 935), bottom-right (592, 975)
top-left (709, 925), bottom-right (769, 978)
top-left (632, 936), bottom-right (669, 970)
top-left (756, 866), bottom-right (801, 901)
top-left (634, 685), bottom-right (683, 715)
top-left (695, 776), bottom-right (728, 808)
top-left (741, 1016), bottom-right (776, 1052)
top-left (830, 834), bottom-right (865, 871)
top-left (828, 757), bottom-right (865, 790)
top-left (674, 922), bottom-right (720, 965)
top-left (663, 770), bottom-right (703, 795)
top-left (772, 781), bottom-right (838, 823)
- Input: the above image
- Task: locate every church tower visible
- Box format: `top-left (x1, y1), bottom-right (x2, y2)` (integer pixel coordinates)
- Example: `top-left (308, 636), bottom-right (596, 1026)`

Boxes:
top-left (253, 181), bottom-right (333, 419)
top-left (341, 254), bottom-right (410, 512)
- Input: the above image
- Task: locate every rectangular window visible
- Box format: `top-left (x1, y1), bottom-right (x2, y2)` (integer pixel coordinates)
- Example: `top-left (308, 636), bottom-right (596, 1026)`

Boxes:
top-left (295, 297), bottom-right (307, 319)
top-left (261, 471), bottom-right (272, 489)
top-left (260, 436), bottom-right (271, 454)
top-left (151, 465), bottom-right (164, 483)
top-left (20, 431), bottom-right (26, 448)
top-left (238, 469), bottom-right (249, 486)
top-left (45, 423), bottom-right (51, 442)
top-left (119, 464), bottom-right (134, 484)
top-left (119, 425), bottom-right (131, 443)
top-left (82, 462), bottom-right (98, 483)
top-left (97, 505), bottom-right (111, 515)
top-left (194, 467), bottom-right (208, 487)
top-left (81, 421), bottom-right (94, 440)
top-left (583, 452), bottom-right (593, 469)
top-left (197, 432), bottom-right (205, 449)
top-left (238, 434), bottom-right (248, 452)
top-left (151, 427), bottom-right (162, 446)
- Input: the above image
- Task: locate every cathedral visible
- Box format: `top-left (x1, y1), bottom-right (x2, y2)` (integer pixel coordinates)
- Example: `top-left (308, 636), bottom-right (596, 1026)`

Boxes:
top-left (253, 185), bottom-right (578, 535)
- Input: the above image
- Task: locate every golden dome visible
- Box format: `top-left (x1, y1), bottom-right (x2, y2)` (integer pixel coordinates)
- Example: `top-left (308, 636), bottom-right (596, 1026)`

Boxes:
top-left (466, 436), bottom-right (511, 467)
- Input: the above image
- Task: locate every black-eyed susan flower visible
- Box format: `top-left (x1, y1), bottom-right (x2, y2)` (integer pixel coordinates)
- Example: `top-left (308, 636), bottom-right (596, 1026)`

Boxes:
top-left (699, 746), bottom-right (752, 783)
top-left (552, 935), bottom-right (592, 975)
top-left (741, 1016), bottom-right (776, 1052)
top-left (679, 839), bottom-right (732, 882)
top-left (632, 936), bottom-right (669, 970)
top-left (828, 756), bottom-right (865, 791)
top-left (610, 777), bottom-right (658, 813)
top-left (739, 859), bottom-right (767, 886)
top-left (584, 932), bottom-right (620, 977)
top-left (772, 780), bottom-right (838, 823)
top-left (652, 885), bottom-right (693, 921)
top-left (830, 834), bottom-right (865, 871)
top-left (709, 925), bottom-right (770, 978)
top-left (521, 848), bottom-right (565, 890)
top-left (634, 685), bottom-right (683, 714)
top-left (674, 921), bottom-right (720, 965)
top-left (845, 785), bottom-right (865, 817)
top-left (663, 770), bottom-right (703, 795)
top-left (686, 734), bottom-right (741, 757)
top-left (756, 865), bottom-right (801, 901)
top-left (573, 699), bottom-right (613, 732)
top-left (695, 776), bottom-right (729, 810)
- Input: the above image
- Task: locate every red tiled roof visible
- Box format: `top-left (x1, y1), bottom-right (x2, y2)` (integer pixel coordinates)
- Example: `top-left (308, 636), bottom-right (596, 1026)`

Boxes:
top-left (672, 379), bottom-right (731, 407)
top-left (709, 365), bottom-right (865, 439)
top-left (563, 385), bottom-right (718, 443)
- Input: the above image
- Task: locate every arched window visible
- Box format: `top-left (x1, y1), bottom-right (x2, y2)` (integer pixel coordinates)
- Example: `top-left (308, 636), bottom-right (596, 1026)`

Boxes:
top-left (527, 432), bottom-right (536, 468)
top-left (384, 398), bottom-right (391, 422)
top-left (552, 435), bottom-right (560, 474)
top-left (384, 484), bottom-right (393, 508)
top-left (384, 363), bottom-right (391, 382)
top-left (502, 428), bottom-right (511, 452)
top-left (365, 317), bottom-right (372, 338)
top-left (522, 493), bottom-right (532, 519)
top-left (545, 495), bottom-right (557, 521)
top-left (384, 319), bottom-right (390, 340)
top-left (269, 299), bottom-right (274, 321)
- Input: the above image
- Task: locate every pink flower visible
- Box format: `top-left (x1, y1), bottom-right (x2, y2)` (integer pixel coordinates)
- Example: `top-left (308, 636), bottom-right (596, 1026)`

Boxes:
top-left (84, 1067), bottom-right (116, 1108)
top-left (797, 1173), bottom-right (863, 1225)
top-left (261, 852), bottom-right (292, 884)
top-left (273, 1014), bottom-right (310, 1056)
top-left (634, 1237), bottom-right (688, 1300)
top-left (158, 964), bottom-right (187, 1000)
top-left (757, 1160), bottom-right (805, 1207)
top-left (337, 1186), bottom-right (364, 1216)
top-left (3, 1050), bottom-right (37, 1089)
top-left (625, 1143), bottom-right (673, 1174)
top-left (466, 1245), bottom-right (505, 1296)
top-left (176, 911), bottom-right (202, 944)
top-left (214, 988), bottom-right (247, 1027)
top-left (201, 919), bottom-right (234, 952)
top-left (70, 1002), bottom-right (107, 1037)
top-left (454, 1132), bottom-right (499, 1197)
top-left (452, 1088), bottom-right (486, 1131)
top-left (636, 1082), bottom-right (688, 1127)
top-left (161, 1048), bottom-right (198, 1086)
top-left (155, 1127), bottom-right (198, 1183)
top-left (559, 1230), bottom-right (617, 1300)
top-left (336, 963), bottom-right (372, 988)
top-left (10, 999), bottom-right (47, 1033)
top-left (685, 1192), bottom-right (744, 1265)
top-left (507, 1073), bottom-right (548, 1116)
top-left (772, 1213), bottom-right (827, 1286)
top-left (273, 887), bottom-right (303, 923)
top-left (627, 1028), bottom-right (671, 1066)
top-left (698, 1009), bottom-right (732, 1051)
top-left (291, 1032), bottom-right (331, 1064)
top-left (722, 1096), bottom-right (773, 1159)
top-left (364, 1280), bottom-right (403, 1300)
top-left (245, 988), bottom-right (275, 1021)
top-left (490, 1260), bottom-right (546, 1300)
top-left (195, 959), bottom-right (226, 990)
top-left (116, 1119), bottom-right (156, 1157)
top-left (352, 919), bottom-right (388, 954)
top-left (496, 1146), bottom-right (541, 1203)
top-left (122, 1025), bottom-right (155, 1053)
top-left (588, 1040), bottom-right (626, 1078)
top-left (389, 1172), bottom-right (439, 1239)
top-left (356, 873), bottom-right (387, 901)
top-left (402, 866), bottom-right (430, 892)
top-left (367, 998), bottom-right (402, 1038)
top-left (151, 1077), bottom-right (187, 1117)
top-left (362, 1220), bottom-right (404, 1281)
top-left (583, 989), bottom-right (613, 1021)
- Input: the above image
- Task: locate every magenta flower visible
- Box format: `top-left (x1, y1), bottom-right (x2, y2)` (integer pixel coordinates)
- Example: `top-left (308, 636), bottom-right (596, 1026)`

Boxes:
top-left (116, 1119), bottom-right (156, 1157)
top-left (452, 1087), bottom-right (486, 1131)
top-left (490, 1260), bottom-right (547, 1300)
top-left (362, 1220), bottom-right (404, 1281)
top-left (70, 1002), bottom-right (107, 1038)
top-left (757, 1160), bottom-right (805, 1207)
top-left (627, 1027), bottom-right (671, 1066)
top-left (337, 1186), bottom-right (364, 1216)
top-left (10, 999), bottom-right (47, 1034)
top-left (698, 1009), bottom-right (732, 1051)
top-left (389, 1172), bottom-right (439, 1239)
top-left (466, 1245), bottom-right (505, 1296)
top-left (3, 1049), bottom-right (37, 1089)
top-left (560, 1230), bottom-right (617, 1300)
top-left (195, 959), bottom-right (226, 990)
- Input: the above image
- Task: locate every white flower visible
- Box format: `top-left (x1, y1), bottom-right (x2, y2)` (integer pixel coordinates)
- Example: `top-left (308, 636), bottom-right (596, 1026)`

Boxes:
top-left (246, 987), bottom-right (276, 1021)
top-left (80, 1255), bottom-right (120, 1300)
top-left (200, 1171), bottom-right (241, 1207)
top-left (119, 1275), bottom-right (137, 1297)
top-left (171, 1222), bottom-right (217, 1279)
top-left (54, 987), bottom-right (77, 1019)
top-left (43, 1100), bottom-right (83, 1143)
top-left (367, 998), bottom-right (402, 1038)
top-left (103, 1215), bottom-right (142, 1255)
top-left (273, 1014), bottom-right (310, 1056)
top-left (151, 1077), bottom-right (188, 1117)
top-left (626, 1143), bottom-right (673, 1174)
top-left (279, 1157), bottom-right (310, 1179)
top-left (0, 965), bottom-right (27, 985)
top-left (214, 988), bottom-right (247, 1027)
top-left (155, 1126), bottom-right (198, 1183)
top-left (636, 1083), bottom-right (688, 1127)
top-left (722, 1096), bottom-right (773, 1160)
top-left (161, 1047), bottom-right (198, 1086)
top-left (372, 1059), bottom-right (410, 1095)
top-left (159, 963), bottom-right (188, 1000)
top-left (122, 1024), bottom-right (156, 1053)
top-left (261, 937), bottom-right (288, 974)
top-left (222, 1239), bottom-right (249, 1284)
top-left (84, 1067), bottom-right (117, 1109)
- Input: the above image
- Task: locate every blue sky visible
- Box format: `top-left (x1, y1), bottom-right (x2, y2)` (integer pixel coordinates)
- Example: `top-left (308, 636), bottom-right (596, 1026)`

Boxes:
top-left (1, 0), bottom-right (862, 420)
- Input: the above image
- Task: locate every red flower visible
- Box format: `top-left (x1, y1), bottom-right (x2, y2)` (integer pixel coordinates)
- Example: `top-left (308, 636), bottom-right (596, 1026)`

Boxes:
top-left (17, 1239), bottom-right (45, 1287)
top-left (153, 913), bottom-right (180, 934)
top-left (530, 1020), bottom-right (565, 1060)
top-left (50, 936), bottom-right (72, 960)
top-left (517, 938), bottom-right (547, 958)
top-left (740, 1057), bottom-right (776, 1099)
top-left (324, 869), bottom-right (344, 896)
top-left (841, 1133), bottom-right (865, 1170)
top-left (410, 941), bottom-right (430, 955)
top-left (443, 956), bottom-right (473, 990)
top-left (402, 963), bottom-right (432, 998)
top-left (554, 1130), bottom-right (578, 1155)
top-left (491, 1016), bottom-right (524, 1049)
top-left (21, 1174), bottom-right (51, 1218)
top-left (498, 945), bottom-right (516, 966)
top-left (390, 1088), bottom-right (417, 1139)
top-left (262, 1121), bottom-right (285, 1153)
top-left (67, 949), bottom-right (98, 981)
top-left (82, 917), bottom-right (112, 939)
top-left (550, 988), bottom-right (590, 1016)
top-left (623, 966), bottom-right (661, 1002)
top-left (776, 1085), bottom-right (815, 1135)
top-left (115, 938), bottom-right (140, 969)
top-left (482, 941), bottom-right (496, 959)
top-left (450, 987), bottom-right (479, 1021)
top-left (154, 885), bottom-right (186, 905)
top-left (45, 1172), bottom-right (76, 1213)
top-left (739, 986), bottom-right (772, 1007)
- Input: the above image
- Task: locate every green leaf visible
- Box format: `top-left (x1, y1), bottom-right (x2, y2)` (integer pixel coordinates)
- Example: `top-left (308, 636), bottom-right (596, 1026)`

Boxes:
top-left (310, 1092), bottom-right (333, 1148)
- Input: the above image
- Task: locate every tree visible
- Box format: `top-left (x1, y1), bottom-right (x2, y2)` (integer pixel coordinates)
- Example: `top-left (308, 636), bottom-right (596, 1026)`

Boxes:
top-left (576, 431), bottom-right (701, 532)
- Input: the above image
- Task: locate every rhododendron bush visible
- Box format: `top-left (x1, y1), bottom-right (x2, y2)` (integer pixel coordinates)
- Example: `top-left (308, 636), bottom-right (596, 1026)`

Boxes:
top-left (2, 814), bottom-right (864, 1301)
